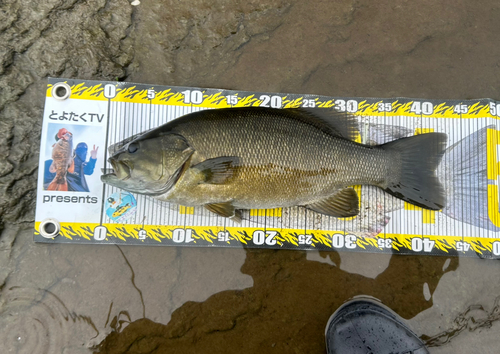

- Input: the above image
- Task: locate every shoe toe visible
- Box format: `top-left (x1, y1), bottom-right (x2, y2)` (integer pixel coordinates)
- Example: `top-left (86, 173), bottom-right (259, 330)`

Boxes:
top-left (325, 299), bottom-right (429, 354)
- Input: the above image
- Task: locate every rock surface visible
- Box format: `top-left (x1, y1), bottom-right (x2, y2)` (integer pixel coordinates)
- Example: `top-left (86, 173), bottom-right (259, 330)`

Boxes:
top-left (1, 0), bottom-right (500, 353)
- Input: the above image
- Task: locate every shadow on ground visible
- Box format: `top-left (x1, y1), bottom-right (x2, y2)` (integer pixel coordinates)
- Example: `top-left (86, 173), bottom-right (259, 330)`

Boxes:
top-left (96, 248), bottom-right (458, 354)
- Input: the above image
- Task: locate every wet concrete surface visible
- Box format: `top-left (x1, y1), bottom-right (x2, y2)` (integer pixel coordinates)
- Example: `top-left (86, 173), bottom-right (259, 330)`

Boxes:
top-left (1, 0), bottom-right (500, 353)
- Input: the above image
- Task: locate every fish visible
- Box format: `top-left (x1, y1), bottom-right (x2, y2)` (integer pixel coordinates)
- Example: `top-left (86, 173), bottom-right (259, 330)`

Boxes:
top-left (156, 122), bottom-right (411, 237)
top-left (47, 128), bottom-right (74, 191)
top-left (438, 125), bottom-right (499, 231)
top-left (101, 107), bottom-right (447, 221)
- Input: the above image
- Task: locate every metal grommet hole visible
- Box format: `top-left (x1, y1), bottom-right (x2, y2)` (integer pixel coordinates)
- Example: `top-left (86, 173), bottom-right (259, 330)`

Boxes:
top-left (52, 82), bottom-right (71, 100)
top-left (39, 218), bottom-right (60, 238)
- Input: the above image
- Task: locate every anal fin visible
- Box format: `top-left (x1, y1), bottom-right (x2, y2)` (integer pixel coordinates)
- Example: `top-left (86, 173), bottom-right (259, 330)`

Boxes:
top-left (306, 188), bottom-right (359, 217)
top-left (205, 202), bottom-right (242, 223)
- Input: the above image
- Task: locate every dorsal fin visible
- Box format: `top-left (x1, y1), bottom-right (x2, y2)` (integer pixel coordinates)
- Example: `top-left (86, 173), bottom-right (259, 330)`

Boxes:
top-left (108, 108), bottom-right (359, 157)
top-left (160, 107), bottom-right (359, 141)
top-left (287, 108), bottom-right (359, 141)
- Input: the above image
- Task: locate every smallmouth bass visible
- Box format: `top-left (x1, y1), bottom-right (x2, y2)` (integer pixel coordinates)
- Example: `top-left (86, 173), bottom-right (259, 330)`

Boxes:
top-left (47, 128), bottom-right (74, 191)
top-left (101, 107), bottom-right (447, 221)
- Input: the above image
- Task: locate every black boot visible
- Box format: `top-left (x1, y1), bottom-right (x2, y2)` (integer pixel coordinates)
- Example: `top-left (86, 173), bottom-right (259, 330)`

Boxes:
top-left (325, 298), bottom-right (430, 354)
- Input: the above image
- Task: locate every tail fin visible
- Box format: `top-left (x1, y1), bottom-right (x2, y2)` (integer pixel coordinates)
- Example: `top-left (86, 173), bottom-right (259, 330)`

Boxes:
top-left (381, 132), bottom-right (447, 210)
top-left (440, 126), bottom-right (500, 231)
top-left (47, 179), bottom-right (68, 191)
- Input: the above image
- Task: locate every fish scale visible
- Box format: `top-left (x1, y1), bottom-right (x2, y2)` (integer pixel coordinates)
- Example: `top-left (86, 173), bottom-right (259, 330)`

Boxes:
top-left (162, 109), bottom-right (399, 207)
top-left (102, 107), bottom-right (447, 219)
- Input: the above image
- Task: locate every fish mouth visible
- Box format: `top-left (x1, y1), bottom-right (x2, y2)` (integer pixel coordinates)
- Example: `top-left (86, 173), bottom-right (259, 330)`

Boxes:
top-left (62, 132), bottom-right (72, 141)
top-left (105, 158), bottom-right (132, 181)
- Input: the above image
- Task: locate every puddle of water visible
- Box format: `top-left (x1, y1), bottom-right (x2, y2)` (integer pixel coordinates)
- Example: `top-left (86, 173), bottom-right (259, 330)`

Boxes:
top-left (2, 226), bottom-right (500, 354)
top-left (0, 286), bottom-right (97, 353)
top-left (94, 249), bottom-right (461, 353)
top-left (423, 296), bottom-right (500, 348)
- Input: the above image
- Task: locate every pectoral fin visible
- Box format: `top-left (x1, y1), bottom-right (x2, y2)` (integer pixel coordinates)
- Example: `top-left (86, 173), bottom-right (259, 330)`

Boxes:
top-left (306, 188), bottom-right (359, 217)
top-left (49, 162), bottom-right (56, 173)
top-left (193, 156), bottom-right (240, 184)
top-left (205, 202), bottom-right (242, 223)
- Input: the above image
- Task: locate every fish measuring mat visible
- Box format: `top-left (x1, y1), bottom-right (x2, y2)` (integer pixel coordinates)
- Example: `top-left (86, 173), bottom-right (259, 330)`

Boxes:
top-left (34, 78), bottom-right (500, 259)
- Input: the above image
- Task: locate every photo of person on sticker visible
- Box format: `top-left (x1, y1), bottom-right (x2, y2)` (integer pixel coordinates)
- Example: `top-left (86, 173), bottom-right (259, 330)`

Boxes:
top-left (44, 127), bottom-right (99, 192)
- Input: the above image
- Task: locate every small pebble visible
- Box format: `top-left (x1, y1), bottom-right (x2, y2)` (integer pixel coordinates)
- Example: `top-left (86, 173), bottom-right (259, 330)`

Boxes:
top-left (131, 0), bottom-right (140, 6)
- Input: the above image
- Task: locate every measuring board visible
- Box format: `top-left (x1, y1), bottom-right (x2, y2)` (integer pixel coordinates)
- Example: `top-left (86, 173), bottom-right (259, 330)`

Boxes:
top-left (34, 78), bottom-right (500, 259)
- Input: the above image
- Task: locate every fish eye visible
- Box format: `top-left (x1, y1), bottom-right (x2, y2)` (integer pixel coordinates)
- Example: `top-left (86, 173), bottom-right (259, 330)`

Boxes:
top-left (128, 143), bottom-right (139, 153)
